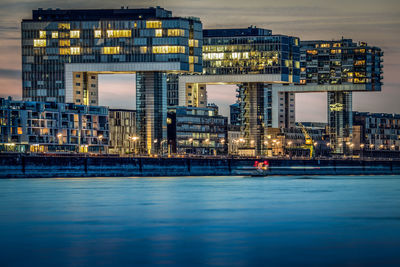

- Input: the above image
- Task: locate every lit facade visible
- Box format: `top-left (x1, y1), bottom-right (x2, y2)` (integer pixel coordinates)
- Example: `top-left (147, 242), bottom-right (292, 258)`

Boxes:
top-left (21, 7), bottom-right (202, 154)
top-left (300, 39), bottom-right (383, 153)
top-left (0, 97), bottom-right (108, 153)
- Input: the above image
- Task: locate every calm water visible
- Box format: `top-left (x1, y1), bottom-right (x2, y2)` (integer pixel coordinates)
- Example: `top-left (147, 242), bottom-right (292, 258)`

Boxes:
top-left (1, 175), bottom-right (400, 266)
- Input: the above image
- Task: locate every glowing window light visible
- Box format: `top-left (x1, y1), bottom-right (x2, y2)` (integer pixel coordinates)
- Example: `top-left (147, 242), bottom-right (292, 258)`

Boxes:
top-left (152, 46), bottom-right (185, 54)
top-left (59, 39), bottom-right (70, 47)
top-left (39, 30), bottom-right (46, 38)
top-left (33, 39), bottom-right (46, 47)
top-left (167, 29), bottom-right (184, 37)
top-left (188, 39), bottom-right (199, 47)
top-left (155, 29), bottom-right (163, 37)
top-left (94, 30), bottom-right (102, 38)
top-left (58, 23), bottom-right (70, 30)
top-left (70, 30), bottom-right (80, 38)
top-left (51, 32), bottom-right (58, 39)
top-left (146, 21), bottom-right (162, 28)
top-left (70, 47), bottom-right (81, 55)
top-left (106, 30), bottom-right (131, 38)
top-left (102, 47), bottom-right (121, 54)
top-left (140, 46), bottom-right (147, 54)
top-left (60, 48), bottom-right (70, 55)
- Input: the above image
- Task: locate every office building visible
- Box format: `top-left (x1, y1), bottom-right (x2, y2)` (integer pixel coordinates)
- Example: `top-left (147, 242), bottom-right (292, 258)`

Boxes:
top-left (167, 106), bottom-right (227, 155)
top-left (0, 97), bottom-right (108, 153)
top-left (108, 109), bottom-right (137, 156)
top-left (229, 102), bottom-right (240, 126)
top-left (21, 7), bottom-right (202, 154)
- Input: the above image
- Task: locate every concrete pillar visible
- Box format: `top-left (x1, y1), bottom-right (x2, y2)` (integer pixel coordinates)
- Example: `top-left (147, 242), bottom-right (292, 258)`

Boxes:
top-left (136, 72), bottom-right (167, 155)
top-left (72, 72), bottom-right (98, 106)
top-left (185, 83), bottom-right (207, 107)
top-left (328, 91), bottom-right (352, 154)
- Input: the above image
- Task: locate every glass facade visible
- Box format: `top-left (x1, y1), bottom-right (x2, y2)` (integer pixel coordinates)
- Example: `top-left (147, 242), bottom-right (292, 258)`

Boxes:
top-left (21, 7), bottom-right (203, 103)
top-left (300, 39), bottom-right (383, 90)
top-left (202, 27), bottom-right (300, 82)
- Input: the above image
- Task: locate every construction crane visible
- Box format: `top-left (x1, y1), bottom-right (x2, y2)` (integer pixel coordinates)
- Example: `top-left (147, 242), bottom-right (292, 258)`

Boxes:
top-left (296, 122), bottom-right (314, 159)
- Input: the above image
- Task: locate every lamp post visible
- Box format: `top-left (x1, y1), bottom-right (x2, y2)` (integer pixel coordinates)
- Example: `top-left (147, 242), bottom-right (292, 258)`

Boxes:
top-left (98, 135), bottom-right (103, 155)
top-left (188, 138), bottom-right (193, 156)
top-left (360, 143), bottom-right (365, 159)
top-left (57, 133), bottom-right (63, 151)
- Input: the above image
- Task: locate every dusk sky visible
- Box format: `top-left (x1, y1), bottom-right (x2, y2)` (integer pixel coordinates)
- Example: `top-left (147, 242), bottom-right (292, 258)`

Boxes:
top-left (0, 0), bottom-right (399, 121)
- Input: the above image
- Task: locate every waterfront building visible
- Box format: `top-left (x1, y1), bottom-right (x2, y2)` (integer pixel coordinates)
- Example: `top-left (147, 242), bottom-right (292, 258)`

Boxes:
top-left (300, 39), bottom-right (383, 153)
top-left (108, 109), bottom-right (137, 156)
top-left (0, 97), bottom-right (108, 153)
top-left (227, 125), bottom-right (241, 155)
top-left (21, 6), bottom-right (202, 154)
top-left (352, 112), bottom-right (400, 155)
top-left (167, 106), bottom-right (227, 155)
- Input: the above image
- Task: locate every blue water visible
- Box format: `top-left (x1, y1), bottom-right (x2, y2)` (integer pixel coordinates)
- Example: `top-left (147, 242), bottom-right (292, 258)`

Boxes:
top-left (0, 176), bottom-right (400, 266)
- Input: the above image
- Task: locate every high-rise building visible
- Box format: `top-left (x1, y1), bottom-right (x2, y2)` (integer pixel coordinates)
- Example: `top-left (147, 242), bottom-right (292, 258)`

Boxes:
top-left (300, 39), bottom-right (383, 153)
top-left (21, 7), bottom-right (202, 154)
top-left (229, 103), bottom-right (240, 126)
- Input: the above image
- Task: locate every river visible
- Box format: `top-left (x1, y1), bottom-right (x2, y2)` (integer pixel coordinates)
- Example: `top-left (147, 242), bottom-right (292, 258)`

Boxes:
top-left (1, 175), bottom-right (399, 266)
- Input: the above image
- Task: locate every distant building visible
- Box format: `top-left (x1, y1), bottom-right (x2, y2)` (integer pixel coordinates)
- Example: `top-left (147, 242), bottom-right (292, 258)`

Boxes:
top-left (207, 103), bottom-right (219, 115)
top-left (353, 112), bottom-right (400, 152)
top-left (167, 106), bottom-right (227, 155)
top-left (227, 125), bottom-right (241, 155)
top-left (230, 103), bottom-right (240, 126)
top-left (0, 97), bottom-right (108, 153)
top-left (108, 109), bottom-right (137, 156)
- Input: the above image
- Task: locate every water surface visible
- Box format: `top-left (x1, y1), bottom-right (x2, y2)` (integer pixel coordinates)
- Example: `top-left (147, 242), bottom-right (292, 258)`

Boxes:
top-left (1, 175), bottom-right (399, 266)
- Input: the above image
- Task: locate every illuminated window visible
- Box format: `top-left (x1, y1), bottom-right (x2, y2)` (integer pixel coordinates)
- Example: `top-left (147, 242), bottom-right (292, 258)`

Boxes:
top-left (355, 72), bottom-right (365, 77)
top-left (71, 47), bottom-right (81, 55)
top-left (39, 30), bottom-right (46, 38)
top-left (188, 39), bottom-right (199, 47)
top-left (146, 21), bottom-right (162, 28)
top-left (140, 46), bottom-right (147, 54)
top-left (167, 29), bottom-right (184, 37)
top-left (155, 29), bottom-right (163, 37)
top-left (354, 78), bottom-right (366, 84)
top-left (331, 49), bottom-right (341, 54)
top-left (33, 39), bottom-right (46, 47)
top-left (106, 30), bottom-right (131, 38)
top-left (102, 47), bottom-right (121, 54)
top-left (17, 127), bottom-right (23, 135)
top-left (355, 49), bottom-right (366, 54)
top-left (320, 43), bottom-right (331, 48)
top-left (347, 72), bottom-right (353, 77)
top-left (94, 30), bottom-right (102, 38)
top-left (58, 23), bottom-right (70, 30)
top-left (306, 50), bottom-right (318, 55)
top-left (60, 48), bottom-right (70, 55)
top-left (59, 39), bottom-right (70, 47)
top-left (354, 60), bottom-right (365, 66)
top-left (152, 46), bottom-right (185, 54)
top-left (51, 32), bottom-right (58, 39)
top-left (333, 43), bottom-right (341, 47)
top-left (70, 30), bottom-right (80, 38)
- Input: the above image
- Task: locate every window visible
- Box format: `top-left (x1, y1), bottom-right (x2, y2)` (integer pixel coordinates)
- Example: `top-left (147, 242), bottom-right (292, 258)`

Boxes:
top-left (106, 30), bottom-right (131, 38)
top-left (152, 46), bottom-right (185, 54)
top-left (91, 76), bottom-right (96, 79)
top-left (102, 47), bottom-right (121, 54)
top-left (91, 84), bottom-right (96, 88)
top-left (168, 29), bottom-right (184, 37)
top-left (51, 32), bottom-right (58, 39)
top-left (39, 31), bottom-right (46, 38)
top-left (76, 83), bottom-right (81, 86)
top-left (70, 30), bottom-right (80, 38)
top-left (33, 39), bottom-right (46, 47)
top-left (76, 91), bottom-right (81, 94)
top-left (146, 21), bottom-right (162, 28)
top-left (140, 46), bottom-right (147, 54)
top-left (91, 100), bottom-right (96, 104)
top-left (155, 29), bottom-right (162, 37)
top-left (70, 47), bottom-right (80, 55)
top-left (188, 39), bottom-right (199, 47)
top-left (58, 23), bottom-right (70, 30)
top-left (76, 99), bottom-right (81, 103)
top-left (76, 74), bottom-right (81, 78)
top-left (94, 30), bottom-right (101, 38)
top-left (59, 39), bottom-right (70, 47)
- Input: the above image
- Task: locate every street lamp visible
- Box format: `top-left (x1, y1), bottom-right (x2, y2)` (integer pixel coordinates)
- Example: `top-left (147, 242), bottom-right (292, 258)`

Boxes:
top-left (98, 135), bottom-right (103, 154)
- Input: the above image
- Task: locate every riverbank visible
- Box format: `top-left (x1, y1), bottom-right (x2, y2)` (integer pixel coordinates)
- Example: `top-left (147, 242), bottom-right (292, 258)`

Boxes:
top-left (0, 154), bottom-right (399, 178)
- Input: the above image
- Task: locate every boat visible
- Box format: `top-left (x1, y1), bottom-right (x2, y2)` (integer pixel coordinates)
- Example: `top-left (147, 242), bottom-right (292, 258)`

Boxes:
top-left (250, 160), bottom-right (269, 177)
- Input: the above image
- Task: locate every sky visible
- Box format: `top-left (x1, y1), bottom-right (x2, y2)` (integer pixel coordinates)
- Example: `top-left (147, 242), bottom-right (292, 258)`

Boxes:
top-left (0, 0), bottom-right (399, 121)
